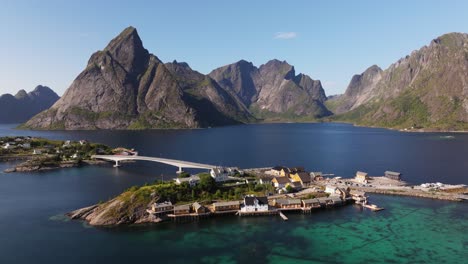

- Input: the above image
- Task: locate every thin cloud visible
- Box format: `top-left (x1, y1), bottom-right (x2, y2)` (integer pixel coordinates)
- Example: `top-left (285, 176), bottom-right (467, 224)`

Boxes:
top-left (274, 32), bottom-right (297, 40)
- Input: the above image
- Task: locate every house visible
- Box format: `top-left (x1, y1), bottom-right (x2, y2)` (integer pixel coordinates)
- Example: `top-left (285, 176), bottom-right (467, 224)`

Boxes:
top-left (273, 198), bottom-right (302, 209)
top-left (290, 172), bottom-right (311, 187)
top-left (336, 187), bottom-right (350, 199)
top-left (20, 143), bottom-right (31, 149)
top-left (241, 196), bottom-right (269, 212)
top-left (32, 149), bottom-right (42, 155)
top-left (310, 172), bottom-right (324, 181)
top-left (279, 167), bottom-right (291, 177)
top-left (301, 198), bottom-right (321, 209)
top-left (79, 140), bottom-right (88, 145)
top-left (213, 201), bottom-right (240, 212)
top-left (175, 175), bottom-right (200, 187)
top-left (151, 201), bottom-right (173, 213)
top-left (14, 138), bottom-right (23, 142)
top-left (71, 153), bottom-right (79, 159)
top-left (259, 178), bottom-right (271, 185)
top-left (210, 167), bottom-right (230, 182)
top-left (192, 202), bottom-right (209, 214)
top-left (325, 185), bottom-right (339, 195)
top-left (355, 171), bottom-right (369, 183)
top-left (385, 171), bottom-right (401, 181)
top-left (173, 204), bottom-right (191, 215)
top-left (269, 166), bottom-right (287, 176)
top-left (272, 177), bottom-right (290, 188)
top-left (285, 181), bottom-right (302, 191)
top-left (63, 140), bottom-right (71, 147)
top-left (3, 143), bottom-right (16, 149)
top-left (289, 167), bottom-right (305, 174)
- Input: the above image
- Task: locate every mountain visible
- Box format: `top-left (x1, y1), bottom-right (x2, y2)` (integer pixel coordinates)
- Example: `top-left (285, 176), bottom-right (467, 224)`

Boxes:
top-left (23, 27), bottom-right (254, 130)
top-left (330, 33), bottom-right (468, 131)
top-left (0, 86), bottom-right (59, 123)
top-left (209, 59), bottom-right (331, 121)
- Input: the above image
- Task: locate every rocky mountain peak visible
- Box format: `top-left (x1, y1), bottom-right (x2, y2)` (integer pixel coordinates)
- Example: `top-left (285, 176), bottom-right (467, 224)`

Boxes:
top-left (260, 59), bottom-right (295, 79)
top-left (102, 26), bottom-right (149, 74)
top-left (14, 89), bottom-right (28, 99)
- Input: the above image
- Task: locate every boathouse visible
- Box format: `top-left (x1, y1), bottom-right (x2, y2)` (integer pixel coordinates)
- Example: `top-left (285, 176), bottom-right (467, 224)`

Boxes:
top-left (151, 201), bottom-right (174, 213)
top-left (241, 196), bottom-right (269, 212)
top-left (273, 199), bottom-right (302, 209)
top-left (384, 171), bottom-right (401, 181)
top-left (213, 201), bottom-right (240, 212)
top-left (173, 204), bottom-right (191, 215)
top-left (330, 196), bottom-right (343, 206)
top-left (192, 202), bottom-right (209, 214)
top-left (301, 198), bottom-right (321, 209)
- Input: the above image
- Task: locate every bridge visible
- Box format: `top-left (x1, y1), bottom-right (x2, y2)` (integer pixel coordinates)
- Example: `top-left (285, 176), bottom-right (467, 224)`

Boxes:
top-left (91, 155), bottom-right (216, 173)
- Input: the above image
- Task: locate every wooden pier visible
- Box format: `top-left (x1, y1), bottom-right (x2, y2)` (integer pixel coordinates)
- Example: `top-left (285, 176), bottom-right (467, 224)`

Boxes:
top-left (238, 210), bottom-right (278, 217)
top-left (279, 211), bottom-right (288, 221)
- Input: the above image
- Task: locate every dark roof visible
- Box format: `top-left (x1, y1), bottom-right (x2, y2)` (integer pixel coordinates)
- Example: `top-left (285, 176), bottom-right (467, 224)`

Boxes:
top-left (245, 196), bottom-right (268, 206)
top-left (273, 177), bottom-right (290, 184)
top-left (302, 198), bottom-right (320, 204)
top-left (290, 167), bottom-right (305, 173)
top-left (297, 172), bottom-right (311, 183)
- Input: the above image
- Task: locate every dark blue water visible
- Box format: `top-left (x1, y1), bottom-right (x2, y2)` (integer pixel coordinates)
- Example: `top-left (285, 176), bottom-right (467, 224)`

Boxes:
top-left (0, 123), bottom-right (466, 263)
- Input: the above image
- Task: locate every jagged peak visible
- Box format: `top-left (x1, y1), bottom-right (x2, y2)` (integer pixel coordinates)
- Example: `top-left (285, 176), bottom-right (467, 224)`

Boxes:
top-left (14, 89), bottom-right (28, 99)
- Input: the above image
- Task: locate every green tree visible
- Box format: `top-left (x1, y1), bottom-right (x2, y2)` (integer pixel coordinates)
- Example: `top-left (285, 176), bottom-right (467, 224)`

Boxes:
top-left (286, 185), bottom-right (294, 193)
top-left (199, 174), bottom-right (216, 192)
top-left (178, 171), bottom-right (191, 178)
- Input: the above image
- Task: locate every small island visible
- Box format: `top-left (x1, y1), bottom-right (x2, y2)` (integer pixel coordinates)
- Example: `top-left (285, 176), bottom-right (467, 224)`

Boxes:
top-left (0, 136), bottom-right (118, 172)
top-left (68, 166), bottom-right (468, 227)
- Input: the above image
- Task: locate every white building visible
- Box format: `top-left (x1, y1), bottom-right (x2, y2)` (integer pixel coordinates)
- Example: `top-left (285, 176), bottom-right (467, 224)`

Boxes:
top-left (63, 140), bottom-right (71, 147)
top-left (71, 153), bottom-right (79, 159)
top-left (3, 143), bottom-right (15, 149)
top-left (174, 175), bottom-right (200, 187)
top-left (210, 167), bottom-right (230, 182)
top-left (79, 140), bottom-right (88, 145)
top-left (241, 195), bottom-right (269, 212)
top-left (325, 185), bottom-right (339, 195)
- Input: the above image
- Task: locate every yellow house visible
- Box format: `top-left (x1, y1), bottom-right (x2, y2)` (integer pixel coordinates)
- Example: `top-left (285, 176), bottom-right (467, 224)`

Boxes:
top-left (280, 168), bottom-right (290, 177)
top-left (290, 172), bottom-right (311, 187)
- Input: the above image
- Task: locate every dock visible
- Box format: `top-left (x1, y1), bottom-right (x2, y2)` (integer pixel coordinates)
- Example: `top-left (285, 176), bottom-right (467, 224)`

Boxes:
top-left (362, 203), bottom-right (384, 212)
top-left (279, 211), bottom-right (288, 221)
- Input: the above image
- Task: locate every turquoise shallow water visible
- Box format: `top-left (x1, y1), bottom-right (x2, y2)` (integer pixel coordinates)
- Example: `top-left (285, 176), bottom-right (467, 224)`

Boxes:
top-left (86, 195), bottom-right (465, 264)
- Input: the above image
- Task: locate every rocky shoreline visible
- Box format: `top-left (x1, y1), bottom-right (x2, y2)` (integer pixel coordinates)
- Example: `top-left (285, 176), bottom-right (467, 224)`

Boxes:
top-left (3, 159), bottom-right (109, 173)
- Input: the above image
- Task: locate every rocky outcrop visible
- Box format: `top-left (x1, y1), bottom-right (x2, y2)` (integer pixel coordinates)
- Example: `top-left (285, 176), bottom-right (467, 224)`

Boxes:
top-left (209, 59), bottom-right (331, 120)
top-left (24, 27), bottom-right (253, 130)
top-left (0, 85), bottom-right (59, 123)
top-left (332, 33), bottom-right (468, 130)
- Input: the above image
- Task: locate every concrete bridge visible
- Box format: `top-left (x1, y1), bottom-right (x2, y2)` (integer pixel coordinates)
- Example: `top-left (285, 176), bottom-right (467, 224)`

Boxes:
top-left (91, 155), bottom-right (216, 173)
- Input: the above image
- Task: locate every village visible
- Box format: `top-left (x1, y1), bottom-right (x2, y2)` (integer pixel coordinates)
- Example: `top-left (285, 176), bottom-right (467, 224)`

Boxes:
top-left (144, 166), bottom-right (400, 223)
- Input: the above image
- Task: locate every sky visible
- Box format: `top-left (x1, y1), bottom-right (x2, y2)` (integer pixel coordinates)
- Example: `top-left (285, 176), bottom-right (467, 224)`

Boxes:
top-left (0, 0), bottom-right (467, 96)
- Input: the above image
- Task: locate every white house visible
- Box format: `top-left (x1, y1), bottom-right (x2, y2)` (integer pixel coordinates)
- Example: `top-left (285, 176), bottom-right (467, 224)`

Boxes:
top-left (174, 175), bottom-right (200, 187)
top-left (71, 153), bottom-right (79, 159)
top-left (79, 140), bottom-right (88, 145)
top-left (63, 140), bottom-right (71, 147)
top-left (325, 185), bottom-right (339, 195)
top-left (241, 195), bottom-right (269, 212)
top-left (3, 143), bottom-right (16, 149)
top-left (210, 167), bottom-right (230, 182)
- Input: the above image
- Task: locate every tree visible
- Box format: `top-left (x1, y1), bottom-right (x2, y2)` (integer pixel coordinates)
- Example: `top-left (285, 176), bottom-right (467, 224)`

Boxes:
top-left (178, 171), bottom-right (191, 178)
top-left (286, 185), bottom-right (294, 193)
top-left (199, 174), bottom-right (216, 192)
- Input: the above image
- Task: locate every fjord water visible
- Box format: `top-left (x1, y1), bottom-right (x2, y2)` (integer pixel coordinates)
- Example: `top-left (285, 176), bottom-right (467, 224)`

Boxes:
top-left (0, 123), bottom-right (466, 263)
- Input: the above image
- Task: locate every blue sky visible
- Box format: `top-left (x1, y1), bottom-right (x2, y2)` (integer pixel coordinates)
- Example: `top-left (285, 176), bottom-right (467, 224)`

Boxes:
top-left (0, 0), bottom-right (467, 96)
